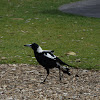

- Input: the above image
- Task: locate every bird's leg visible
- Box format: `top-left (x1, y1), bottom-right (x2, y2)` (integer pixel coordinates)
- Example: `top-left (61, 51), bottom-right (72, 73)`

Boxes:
top-left (41, 69), bottom-right (49, 83)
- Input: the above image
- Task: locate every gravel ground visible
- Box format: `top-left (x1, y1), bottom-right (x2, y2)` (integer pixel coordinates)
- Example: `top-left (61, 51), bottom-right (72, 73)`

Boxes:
top-left (0, 64), bottom-right (100, 100)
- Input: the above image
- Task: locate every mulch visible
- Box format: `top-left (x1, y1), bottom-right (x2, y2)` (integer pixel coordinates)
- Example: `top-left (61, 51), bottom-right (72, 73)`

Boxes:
top-left (0, 64), bottom-right (100, 100)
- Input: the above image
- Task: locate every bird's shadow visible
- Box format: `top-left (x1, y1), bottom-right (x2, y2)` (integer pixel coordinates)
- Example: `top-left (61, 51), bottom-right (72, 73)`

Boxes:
top-left (40, 9), bottom-right (79, 17)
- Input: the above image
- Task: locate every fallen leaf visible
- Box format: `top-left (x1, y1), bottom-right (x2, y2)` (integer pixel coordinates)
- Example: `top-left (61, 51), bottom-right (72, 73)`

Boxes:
top-left (1, 57), bottom-right (7, 60)
top-left (41, 42), bottom-right (46, 44)
top-left (66, 52), bottom-right (76, 56)
top-left (11, 18), bottom-right (24, 20)
top-left (75, 59), bottom-right (81, 62)
top-left (58, 35), bottom-right (62, 37)
top-left (34, 18), bottom-right (39, 19)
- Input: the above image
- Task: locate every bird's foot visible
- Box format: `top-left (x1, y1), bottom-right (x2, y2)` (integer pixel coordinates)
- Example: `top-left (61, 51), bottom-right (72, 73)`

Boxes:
top-left (40, 79), bottom-right (46, 84)
top-left (40, 81), bottom-right (45, 84)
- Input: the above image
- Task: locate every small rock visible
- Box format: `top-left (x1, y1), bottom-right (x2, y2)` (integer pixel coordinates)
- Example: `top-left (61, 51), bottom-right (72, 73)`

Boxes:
top-left (63, 93), bottom-right (68, 96)
top-left (6, 96), bottom-right (13, 100)
top-left (82, 70), bottom-right (88, 74)
top-left (75, 74), bottom-right (79, 77)
top-left (12, 64), bottom-right (17, 67)
top-left (11, 68), bottom-right (16, 71)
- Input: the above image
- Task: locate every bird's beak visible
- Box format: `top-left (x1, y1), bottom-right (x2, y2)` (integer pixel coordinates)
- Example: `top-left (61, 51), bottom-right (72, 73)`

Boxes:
top-left (24, 44), bottom-right (32, 47)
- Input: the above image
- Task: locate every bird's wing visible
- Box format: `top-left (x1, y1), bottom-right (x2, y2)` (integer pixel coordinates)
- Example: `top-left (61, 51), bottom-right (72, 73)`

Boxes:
top-left (56, 57), bottom-right (67, 65)
top-left (56, 57), bottom-right (72, 67)
top-left (43, 52), bottom-right (56, 60)
top-left (43, 50), bottom-right (54, 53)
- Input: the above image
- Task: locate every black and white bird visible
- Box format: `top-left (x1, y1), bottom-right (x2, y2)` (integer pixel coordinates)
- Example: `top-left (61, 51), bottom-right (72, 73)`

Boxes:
top-left (24, 43), bottom-right (72, 83)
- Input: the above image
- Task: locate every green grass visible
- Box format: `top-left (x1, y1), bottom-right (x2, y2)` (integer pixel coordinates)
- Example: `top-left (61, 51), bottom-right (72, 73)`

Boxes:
top-left (0, 0), bottom-right (100, 70)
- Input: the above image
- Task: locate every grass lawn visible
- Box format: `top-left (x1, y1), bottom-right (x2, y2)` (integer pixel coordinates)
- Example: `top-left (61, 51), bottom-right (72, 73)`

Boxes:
top-left (0, 0), bottom-right (100, 69)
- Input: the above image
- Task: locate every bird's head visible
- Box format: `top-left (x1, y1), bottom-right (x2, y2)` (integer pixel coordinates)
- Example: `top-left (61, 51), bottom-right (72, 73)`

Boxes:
top-left (24, 43), bottom-right (39, 51)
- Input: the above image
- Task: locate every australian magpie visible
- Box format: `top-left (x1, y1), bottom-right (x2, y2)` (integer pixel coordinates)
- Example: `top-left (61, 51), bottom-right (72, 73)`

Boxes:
top-left (24, 43), bottom-right (72, 83)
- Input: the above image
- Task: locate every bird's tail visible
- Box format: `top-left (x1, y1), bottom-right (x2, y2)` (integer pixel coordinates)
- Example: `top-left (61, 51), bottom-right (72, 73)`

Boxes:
top-left (60, 66), bottom-right (71, 75)
top-left (56, 57), bottom-right (72, 67)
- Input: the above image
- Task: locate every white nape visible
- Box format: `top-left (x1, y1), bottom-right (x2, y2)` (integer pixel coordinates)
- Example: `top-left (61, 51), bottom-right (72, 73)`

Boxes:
top-left (37, 46), bottom-right (43, 53)
top-left (37, 46), bottom-right (53, 53)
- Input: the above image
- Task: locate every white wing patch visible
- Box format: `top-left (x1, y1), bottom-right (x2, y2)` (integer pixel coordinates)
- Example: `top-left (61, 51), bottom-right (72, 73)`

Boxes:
top-left (43, 50), bottom-right (54, 53)
top-left (44, 53), bottom-right (56, 60)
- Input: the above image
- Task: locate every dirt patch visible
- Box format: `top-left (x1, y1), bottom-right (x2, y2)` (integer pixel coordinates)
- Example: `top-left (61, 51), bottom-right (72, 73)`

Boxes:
top-left (0, 64), bottom-right (100, 100)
